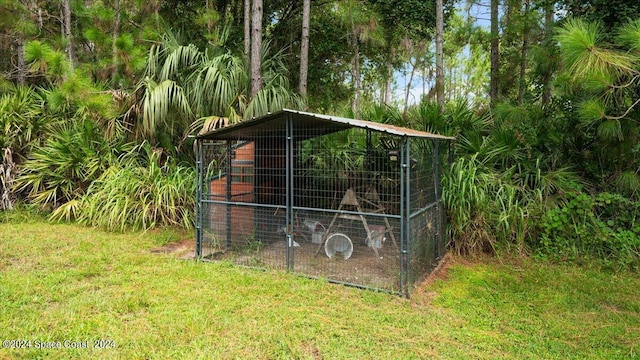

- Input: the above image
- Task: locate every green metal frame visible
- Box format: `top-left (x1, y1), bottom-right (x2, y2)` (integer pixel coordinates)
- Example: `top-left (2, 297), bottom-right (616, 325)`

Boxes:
top-left (194, 111), bottom-right (453, 297)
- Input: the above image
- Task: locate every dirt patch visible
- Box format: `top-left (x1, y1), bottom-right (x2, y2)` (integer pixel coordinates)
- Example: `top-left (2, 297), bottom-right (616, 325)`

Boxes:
top-left (411, 253), bottom-right (475, 305)
top-left (150, 239), bottom-right (195, 260)
top-left (420, 253), bottom-right (454, 287)
top-left (297, 341), bottom-right (323, 360)
top-left (207, 238), bottom-right (402, 289)
top-left (411, 254), bottom-right (506, 305)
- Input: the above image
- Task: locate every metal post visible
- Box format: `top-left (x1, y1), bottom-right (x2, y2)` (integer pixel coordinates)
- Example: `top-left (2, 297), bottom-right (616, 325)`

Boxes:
top-left (195, 139), bottom-right (202, 259)
top-left (226, 140), bottom-right (232, 249)
top-left (366, 130), bottom-right (372, 173)
top-left (399, 139), bottom-right (405, 295)
top-left (445, 140), bottom-right (452, 250)
top-left (433, 140), bottom-right (441, 260)
top-left (404, 137), bottom-right (411, 297)
top-left (286, 114), bottom-right (294, 271)
top-left (399, 137), bottom-right (413, 297)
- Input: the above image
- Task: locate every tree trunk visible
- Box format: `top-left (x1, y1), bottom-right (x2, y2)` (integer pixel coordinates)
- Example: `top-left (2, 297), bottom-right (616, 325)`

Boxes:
top-left (206, 0), bottom-right (212, 33)
top-left (16, 2), bottom-right (30, 84)
top-left (435, 0), bottom-right (445, 113)
top-left (1, 148), bottom-right (16, 211)
top-left (422, 67), bottom-right (426, 99)
top-left (383, 47), bottom-right (395, 106)
top-left (36, 1), bottom-right (43, 31)
top-left (112, 0), bottom-right (121, 84)
top-left (244, 0), bottom-right (251, 63)
top-left (17, 36), bottom-right (25, 84)
top-left (347, 6), bottom-right (361, 118)
top-left (352, 33), bottom-right (361, 119)
top-left (384, 63), bottom-right (392, 105)
top-left (62, 0), bottom-right (76, 69)
top-left (517, 0), bottom-right (529, 105)
top-left (541, 0), bottom-right (554, 107)
top-left (299, 0), bottom-right (310, 98)
top-left (403, 58), bottom-right (417, 118)
top-left (250, 0), bottom-right (263, 98)
top-left (490, 0), bottom-right (500, 104)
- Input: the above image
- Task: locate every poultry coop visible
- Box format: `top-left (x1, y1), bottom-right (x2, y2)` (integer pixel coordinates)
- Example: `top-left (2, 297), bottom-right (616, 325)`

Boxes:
top-left (194, 109), bottom-right (454, 296)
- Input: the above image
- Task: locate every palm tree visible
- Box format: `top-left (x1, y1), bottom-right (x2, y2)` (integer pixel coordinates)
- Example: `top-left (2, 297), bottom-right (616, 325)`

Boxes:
top-left (124, 30), bottom-right (303, 157)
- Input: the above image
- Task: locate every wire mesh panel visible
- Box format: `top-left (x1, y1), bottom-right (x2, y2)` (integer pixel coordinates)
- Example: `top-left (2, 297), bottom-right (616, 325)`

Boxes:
top-left (198, 134), bottom-right (289, 269)
top-left (408, 206), bottom-right (445, 285)
top-left (405, 138), bottom-right (447, 286)
top-left (290, 127), bottom-right (404, 292)
top-left (282, 208), bottom-right (402, 291)
top-left (409, 139), bottom-right (436, 214)
top-left (195, 110), bottom-right (452, 296)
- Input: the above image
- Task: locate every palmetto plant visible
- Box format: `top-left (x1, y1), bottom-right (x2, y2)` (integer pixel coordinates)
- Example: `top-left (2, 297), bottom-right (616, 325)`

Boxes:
top-left (123, 32), bottom-right (303, 159)
top-left (0, 85), bottom-right (53, 210)
top-left (408, 99), bottom-right (491, 139)
top-left (410, 99), bottom-right (584, 255)
top-left (14, 120), bottom-right (121, 210)
top-left (10, 29), bottom-right (301, 233)
top-left (0, 85), bottom-right (53, 161)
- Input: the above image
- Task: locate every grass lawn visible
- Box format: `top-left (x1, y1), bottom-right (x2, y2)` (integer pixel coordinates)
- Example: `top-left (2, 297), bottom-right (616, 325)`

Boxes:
top-left (1, 217), bottom-right (639, 359)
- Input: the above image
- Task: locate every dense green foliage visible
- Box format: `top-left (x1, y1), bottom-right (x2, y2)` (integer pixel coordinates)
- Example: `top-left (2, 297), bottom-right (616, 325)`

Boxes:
top-left (538, 192), bottom-right (640, 270)
top-left (14, 120), bottom-right (121, 208)
top-left (73, 144), bottom-right (195, 231)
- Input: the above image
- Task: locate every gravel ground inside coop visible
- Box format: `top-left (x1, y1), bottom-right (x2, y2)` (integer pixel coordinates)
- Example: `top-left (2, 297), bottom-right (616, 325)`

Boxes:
top-left (203, 234), bottom-right (403, 291)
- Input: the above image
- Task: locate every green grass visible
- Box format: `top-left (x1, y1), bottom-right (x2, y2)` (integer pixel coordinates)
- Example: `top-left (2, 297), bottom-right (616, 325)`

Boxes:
top-left (1, 219), bottom-right (639, 359)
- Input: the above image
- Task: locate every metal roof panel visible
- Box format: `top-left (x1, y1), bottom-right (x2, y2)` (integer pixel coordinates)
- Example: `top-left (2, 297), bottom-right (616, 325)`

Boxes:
top-left (196, 109), bottom-right (455, 141)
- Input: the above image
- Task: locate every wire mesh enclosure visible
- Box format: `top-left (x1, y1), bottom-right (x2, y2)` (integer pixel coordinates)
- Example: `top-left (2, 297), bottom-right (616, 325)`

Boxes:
top-left (194, 109), bottom-right (454, 296)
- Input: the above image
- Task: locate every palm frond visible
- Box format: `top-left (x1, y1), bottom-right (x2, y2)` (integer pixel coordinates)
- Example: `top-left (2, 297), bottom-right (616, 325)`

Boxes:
top-left (142, 79), bottom-right (193, 141)
top-left (159, 44), bottom-right (203, 81)
top-left (196, 53), bottom-right (246, 117)
top-left (245, 75), bottom-right (304, 119)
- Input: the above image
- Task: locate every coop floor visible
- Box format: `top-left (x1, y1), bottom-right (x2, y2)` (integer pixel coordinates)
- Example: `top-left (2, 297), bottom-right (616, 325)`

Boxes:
top-left (203, 238), bottom-right (402, 292)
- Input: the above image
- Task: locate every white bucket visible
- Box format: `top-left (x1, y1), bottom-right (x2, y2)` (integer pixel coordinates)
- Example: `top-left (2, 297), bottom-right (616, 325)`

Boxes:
top-left (324, 233), bottom-right (353, 259)
top-left (311, 231), bottom-right (325, 244)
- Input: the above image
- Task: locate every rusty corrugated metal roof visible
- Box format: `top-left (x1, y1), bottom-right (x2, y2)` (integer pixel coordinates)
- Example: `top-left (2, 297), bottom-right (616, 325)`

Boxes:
top-left (196, 108), bottom-right (455, 141)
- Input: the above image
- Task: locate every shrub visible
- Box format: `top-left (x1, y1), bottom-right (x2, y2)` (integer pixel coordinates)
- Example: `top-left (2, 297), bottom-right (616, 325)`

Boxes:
top-left (537, 192), bottom-right (640, 270)
top-left (442, 156), bottom-right (535, 256)
top-left (66, 144), bottom-right (195, 231)
top-left (14, 120), bottom-right (119, 208)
